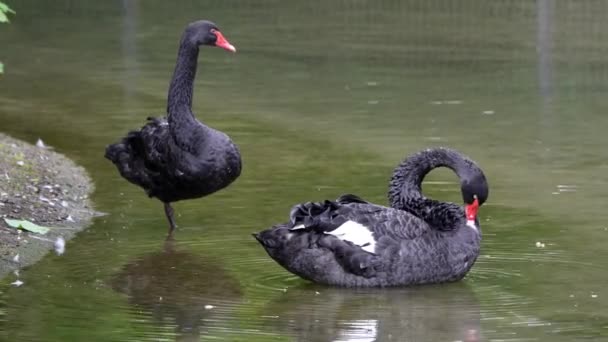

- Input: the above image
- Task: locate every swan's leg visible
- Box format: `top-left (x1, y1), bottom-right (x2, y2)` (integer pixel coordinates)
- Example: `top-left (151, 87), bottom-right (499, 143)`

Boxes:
top-left (164, 202), bottom-right (177, 236)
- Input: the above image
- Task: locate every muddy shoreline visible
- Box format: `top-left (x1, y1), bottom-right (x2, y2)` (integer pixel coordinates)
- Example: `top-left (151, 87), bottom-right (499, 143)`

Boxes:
top-left (0, 133), bottom-right (97, 281)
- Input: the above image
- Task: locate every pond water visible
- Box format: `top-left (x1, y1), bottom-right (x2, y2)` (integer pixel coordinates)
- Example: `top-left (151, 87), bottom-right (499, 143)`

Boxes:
top-left (1, 1), bottom-right (607, 341)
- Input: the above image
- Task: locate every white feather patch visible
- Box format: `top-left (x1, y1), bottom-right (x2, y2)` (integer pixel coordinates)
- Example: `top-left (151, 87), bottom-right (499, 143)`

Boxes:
top-left (466, 219), bottom-right (477, 230)
top-left (325, 220), bottom-right (376, 253)
top-left (291, 224), bottom-right (305, 230)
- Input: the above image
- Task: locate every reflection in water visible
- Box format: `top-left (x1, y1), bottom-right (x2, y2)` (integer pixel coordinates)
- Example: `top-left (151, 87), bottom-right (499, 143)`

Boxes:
top-left (264, 283), bottom-right (481, 342)
top-left (110, 242), bottom-right (242, 341)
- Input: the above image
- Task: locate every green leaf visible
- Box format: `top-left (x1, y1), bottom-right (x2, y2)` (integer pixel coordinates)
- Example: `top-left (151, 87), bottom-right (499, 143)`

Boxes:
top-left (0, 61), bottom-right (3, 74)
top-left (3, 219), bottom-right (51, 234)
top-left (0, 3), bottom-right (15, 14)
top-left (0, 2), bottom-right (14, 23)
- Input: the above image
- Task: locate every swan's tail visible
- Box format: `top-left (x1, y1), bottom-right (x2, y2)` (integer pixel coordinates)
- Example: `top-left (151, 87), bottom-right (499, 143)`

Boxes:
top-left (388, 147), bottom-right (488, 214)
top-left (105, 129), bottom-right (153, 194)
top-left (105, 131), bottom-right (137, 163)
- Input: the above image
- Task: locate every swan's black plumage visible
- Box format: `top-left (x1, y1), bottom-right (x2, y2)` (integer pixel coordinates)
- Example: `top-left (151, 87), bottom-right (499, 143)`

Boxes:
top-left (254, 148), bottom-right (489, 287)
top-left (105, 20), bottom-right (240, 235)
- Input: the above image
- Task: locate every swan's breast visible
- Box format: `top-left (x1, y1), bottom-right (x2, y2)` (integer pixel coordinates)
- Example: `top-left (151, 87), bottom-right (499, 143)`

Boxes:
top-left (325, 220), bottom-right (376, 253)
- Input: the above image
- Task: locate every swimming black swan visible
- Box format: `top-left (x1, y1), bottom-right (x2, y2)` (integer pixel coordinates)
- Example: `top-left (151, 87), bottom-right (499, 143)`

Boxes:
top-left (105, 20), bottom-right (241, 236)
top-left (253, 147), bottom-right (489, 287)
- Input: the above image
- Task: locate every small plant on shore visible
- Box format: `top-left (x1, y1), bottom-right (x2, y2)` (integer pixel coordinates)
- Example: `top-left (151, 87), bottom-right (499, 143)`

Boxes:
top-left (0, 1), bottom-right (15, 74)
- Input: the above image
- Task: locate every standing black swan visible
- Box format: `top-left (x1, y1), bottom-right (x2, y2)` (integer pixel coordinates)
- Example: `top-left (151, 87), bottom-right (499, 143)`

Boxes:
top-left (105, 20), bottom-right (241, 236)
top-left (253, 148), bottom-right (489, 287)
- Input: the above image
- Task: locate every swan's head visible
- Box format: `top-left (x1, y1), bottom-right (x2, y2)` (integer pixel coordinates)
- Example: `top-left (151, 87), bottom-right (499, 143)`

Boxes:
top-left (461, 173), bottom-right (489, 206)
top-left (185, 20), bottom-right (236, 52)
top-left (461, 172), bottom-right (489, 224)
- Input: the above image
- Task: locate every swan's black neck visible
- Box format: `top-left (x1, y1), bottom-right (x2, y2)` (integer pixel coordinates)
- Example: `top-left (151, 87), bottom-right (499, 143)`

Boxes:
top-left (388, 148), bottom-right (485, 220)
top-left (167, 36), bottom-right (200, 128)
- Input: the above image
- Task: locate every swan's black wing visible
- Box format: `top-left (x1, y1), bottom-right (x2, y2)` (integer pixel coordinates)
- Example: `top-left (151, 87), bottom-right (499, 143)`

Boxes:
top-left (105, 116), bottom-right (172, 199)
top-left (289, 194), bottom-right (432, 242)
top-left (286, 194), bottom-right (434, 277)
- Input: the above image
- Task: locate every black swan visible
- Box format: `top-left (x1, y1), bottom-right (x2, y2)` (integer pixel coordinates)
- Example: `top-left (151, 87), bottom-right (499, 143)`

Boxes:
top-left (105, 20), bottom-right (241, 236)
top-left (253, 147), bottom-right (489, 287)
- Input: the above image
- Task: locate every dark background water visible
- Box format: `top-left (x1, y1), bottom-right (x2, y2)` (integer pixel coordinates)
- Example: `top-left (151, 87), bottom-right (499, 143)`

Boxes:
top-left (0, 0), bottom-right (607, 341)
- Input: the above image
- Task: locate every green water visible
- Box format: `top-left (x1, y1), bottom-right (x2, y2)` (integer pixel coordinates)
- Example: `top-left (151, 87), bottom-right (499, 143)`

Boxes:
top-left (1, 0), bottom-right (607, 340)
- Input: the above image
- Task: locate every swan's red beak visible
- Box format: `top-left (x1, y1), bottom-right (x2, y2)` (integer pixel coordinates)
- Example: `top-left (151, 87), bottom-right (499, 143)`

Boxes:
top-left (213, 30), bottom-right (236, 53)
top-left (465, 196), bottom-right (479, 221)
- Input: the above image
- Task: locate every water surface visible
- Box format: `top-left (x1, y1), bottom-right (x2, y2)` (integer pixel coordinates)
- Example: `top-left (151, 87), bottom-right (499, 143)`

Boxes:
top-left (1, 1), bottom-right (607, 341)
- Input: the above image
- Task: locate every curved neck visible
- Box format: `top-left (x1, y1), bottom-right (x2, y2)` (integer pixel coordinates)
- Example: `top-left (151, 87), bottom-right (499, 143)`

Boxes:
top-left (167, 36), bottom-right (200, 126)
top-left (388, 148), bottom-right (471, 212)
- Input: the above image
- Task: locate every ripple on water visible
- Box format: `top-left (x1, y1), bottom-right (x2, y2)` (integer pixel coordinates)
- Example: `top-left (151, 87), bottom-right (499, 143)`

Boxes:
top-left (177, 232), bottom-right (305, 297)
top-left (466, 238), bottom-right (606, 341)
top-left (235, 255), bottom-right (303, 297)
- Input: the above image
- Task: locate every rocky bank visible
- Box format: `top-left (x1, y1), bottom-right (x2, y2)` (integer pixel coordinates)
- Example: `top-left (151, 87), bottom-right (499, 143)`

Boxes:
top-left (0, 133), bottom-right (97, 280)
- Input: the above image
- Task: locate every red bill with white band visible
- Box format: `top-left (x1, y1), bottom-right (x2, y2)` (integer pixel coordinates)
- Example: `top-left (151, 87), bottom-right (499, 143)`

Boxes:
top-left (465, 195), bottom-right (479, 228)
top-left (212, 29), bottom-right (236, 52)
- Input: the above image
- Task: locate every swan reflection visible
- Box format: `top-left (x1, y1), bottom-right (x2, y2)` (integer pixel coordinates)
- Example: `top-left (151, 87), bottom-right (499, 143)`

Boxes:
top-left (263, 283), bottom-right (481, 342)
top-left (110, 242), bottom-right (242, 341)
